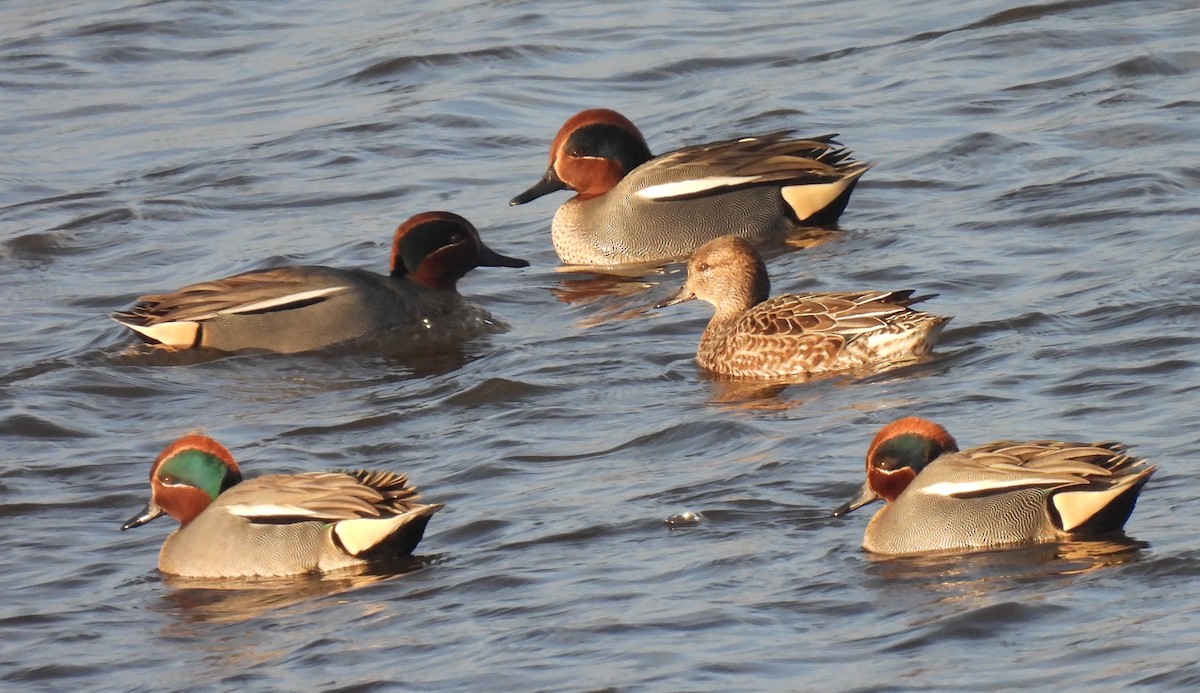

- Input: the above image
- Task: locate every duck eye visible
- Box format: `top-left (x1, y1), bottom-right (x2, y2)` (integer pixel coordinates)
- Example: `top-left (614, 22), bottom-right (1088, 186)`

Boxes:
top-left (696, 262), bottom-right (710, 272)
top-left (449, 233), bottom-right (466, 244)
top-left (160, 474), bottom-right (177, 485)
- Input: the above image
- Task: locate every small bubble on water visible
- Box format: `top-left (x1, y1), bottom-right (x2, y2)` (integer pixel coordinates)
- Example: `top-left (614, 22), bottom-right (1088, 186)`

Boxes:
top-left (665, 511), bottom-right (702, 527)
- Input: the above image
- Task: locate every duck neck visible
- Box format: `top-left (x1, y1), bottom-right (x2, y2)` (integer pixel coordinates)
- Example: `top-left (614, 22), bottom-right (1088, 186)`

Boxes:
top-left (700, 296), bottom-right (754, 346)
top-left (716, 272), bottom-right (769, 320)
top-left (699, 277), bottom-right (768, 351)
top-left (711, 300), bottom-right (751, 326)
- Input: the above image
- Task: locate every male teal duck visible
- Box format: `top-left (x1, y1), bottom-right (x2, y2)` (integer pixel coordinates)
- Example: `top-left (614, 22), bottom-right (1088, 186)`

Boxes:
top-left (833, 417), bottom-right (1157, 555)
top-left (122, 434), bottom-right (443, 578)
top-left (510, 108), bottom-right (870, 266)
top-left (112, 211), bottom-right (528, 353)
top-left (654, 235), bottom-right (949, 379)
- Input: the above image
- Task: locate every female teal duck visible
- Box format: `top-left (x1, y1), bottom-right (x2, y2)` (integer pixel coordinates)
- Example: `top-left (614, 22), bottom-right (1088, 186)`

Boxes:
top-left (655, 235), bottom-right (949, 379)
top-left (833, 417), bottom-right (1157, 555)
top-left (122, 434), bottom-right (442, 578)
top-left (112, 211), bottom-right (528, 353)
top-left (510, 108), bottom-right (870, 266)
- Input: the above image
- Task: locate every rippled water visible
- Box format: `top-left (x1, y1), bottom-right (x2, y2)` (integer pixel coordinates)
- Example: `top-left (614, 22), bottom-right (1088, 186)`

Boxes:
top-left (3, 0), bottom-right (1199, 690)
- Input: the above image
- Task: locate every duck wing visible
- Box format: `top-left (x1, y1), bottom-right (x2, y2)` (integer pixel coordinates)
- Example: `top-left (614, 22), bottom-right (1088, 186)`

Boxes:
top-left (635, 132), bottom-right (870, 201)
top-left (216, 470), bottom-right (427, 523)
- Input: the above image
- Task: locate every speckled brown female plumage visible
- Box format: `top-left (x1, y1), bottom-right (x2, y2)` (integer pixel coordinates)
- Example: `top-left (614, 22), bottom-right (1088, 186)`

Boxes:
top-left (655, 235), bottom-right (950, 379)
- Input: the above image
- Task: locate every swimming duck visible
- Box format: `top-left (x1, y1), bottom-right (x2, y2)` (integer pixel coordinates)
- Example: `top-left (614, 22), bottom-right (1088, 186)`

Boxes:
top-left (654, 235), bottom-right (948, 379)
top-left (122, 434), bottom-right (443, 578)
top-left (833, 417), bottom-right (1157, 555)
top-left (510, 108), bottom-right (871, 266)
top-left (112, 211), bottom-right (529, 353)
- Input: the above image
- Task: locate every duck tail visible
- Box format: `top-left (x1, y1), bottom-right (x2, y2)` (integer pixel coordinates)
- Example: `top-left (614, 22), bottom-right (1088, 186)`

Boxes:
top-left (1052, 464), bottom-right (1156, 534)
top-left (785, 162), bottom-right (871, 224)
top-left (111, 313), bottom-right (201, 347)
top-left (332, 503), bottom-right (443, 557)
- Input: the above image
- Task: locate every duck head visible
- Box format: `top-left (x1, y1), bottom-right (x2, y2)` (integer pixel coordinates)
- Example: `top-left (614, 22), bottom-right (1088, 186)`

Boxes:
top-left (654, 235), bottom-right (770, 316)
top-left (832, 417), bottom-right (959, 517)
top-left (510, 109), bottom-right (653, 204)
top-left (122, 434), bottom-right (243, 530)
top-left (391, 211), bottom-right (528, 290)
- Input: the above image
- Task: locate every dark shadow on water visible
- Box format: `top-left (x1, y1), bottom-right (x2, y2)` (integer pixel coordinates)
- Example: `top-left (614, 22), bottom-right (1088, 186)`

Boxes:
top-left (841, 538), bottom-right (1150, 647)
top-left (157, 553), bottom-right (443, 625)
